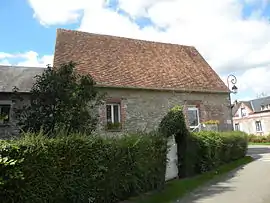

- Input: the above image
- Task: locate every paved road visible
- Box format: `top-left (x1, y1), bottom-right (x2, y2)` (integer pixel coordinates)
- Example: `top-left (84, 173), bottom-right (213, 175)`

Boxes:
top-left (177, 145), bottom-right (270, 203)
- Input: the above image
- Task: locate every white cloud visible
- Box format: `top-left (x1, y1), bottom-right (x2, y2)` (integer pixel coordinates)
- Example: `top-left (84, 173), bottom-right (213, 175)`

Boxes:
top-left (237, 66), bottom-right (270, 95)
top-left (0, 51), bottom-right (53, 67)
top-left (27, 0), bottom-right (110, 26)
top-left (0, 52), bottom-right (13, 59)
top-left (27, 0), bottom-right (270, 98)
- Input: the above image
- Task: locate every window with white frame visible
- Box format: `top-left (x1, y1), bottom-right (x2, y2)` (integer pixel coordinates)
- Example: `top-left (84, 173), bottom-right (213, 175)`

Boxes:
top-left (106, 103), bottom-right (121, 130)
top-left (234, 123), bottom-right (240, 131)
top-left (0, 104), bottom-right (11, 124)
top-left (187, 107), bottom-right (200, 131)
top-left (255, 121), bottom-right (262, 132)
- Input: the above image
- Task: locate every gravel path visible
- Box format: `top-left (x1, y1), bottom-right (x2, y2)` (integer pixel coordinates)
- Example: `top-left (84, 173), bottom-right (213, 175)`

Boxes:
top-left (176, 145), bottom-right (270, 203)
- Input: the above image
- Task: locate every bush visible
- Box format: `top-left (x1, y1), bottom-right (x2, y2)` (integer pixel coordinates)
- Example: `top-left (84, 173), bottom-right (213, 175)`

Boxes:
top-left (0, 132), bottom-right (167, 203)
top-left (158, 105), bottom-right (248, 179)
top-left (0, 142), bottom-right (24, 202)
top-left (158, 105), bottom-right (190, 178)
top-left (248, 134), bottom-right (270, 143)
top-left (188, 131), bottom-right (248, 175)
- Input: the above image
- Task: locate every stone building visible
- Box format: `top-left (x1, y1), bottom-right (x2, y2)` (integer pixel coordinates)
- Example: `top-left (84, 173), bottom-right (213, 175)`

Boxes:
top-left (0, 29), bottom-right (233, 138)
top-left (0, 66), bottom-right (45, 138)
top-left (53, 29), bottom-right (233, 134)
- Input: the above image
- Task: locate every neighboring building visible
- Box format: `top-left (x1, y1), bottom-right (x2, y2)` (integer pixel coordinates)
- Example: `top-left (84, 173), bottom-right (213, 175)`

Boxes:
top-left (232, 96), bottom-right (270, 135)
top-left (0, 65), bottom-right (45, 138)
top-left (53, 29), bottom-right (233, 134)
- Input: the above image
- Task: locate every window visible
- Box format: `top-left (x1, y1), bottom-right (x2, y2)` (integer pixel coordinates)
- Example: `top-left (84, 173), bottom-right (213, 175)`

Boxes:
top-left (0, 104), bottom-right (11, 124)
top-left (261, 104), bottom-right (270, 111)
top-left (240, 107), bottom-right (247, 117)
top-left (106, 103), bottom-right (121, 130)
top-left (187, 107), bottom-right (200, 131)
top-left (255, 121), bottom-right (262, 132)
top-left (234, 123), bottom-right (240, 131)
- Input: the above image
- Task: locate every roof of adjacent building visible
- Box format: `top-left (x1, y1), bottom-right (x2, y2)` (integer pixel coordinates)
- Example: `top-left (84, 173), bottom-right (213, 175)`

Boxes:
top-left (232, 96), bottom-right (270, 115)
top-left (250, 96), bottom-right (270, 112)
top-left (0, 65), bottom-right (45, 92)
top-left (53, 29), bottom-right (229, 93)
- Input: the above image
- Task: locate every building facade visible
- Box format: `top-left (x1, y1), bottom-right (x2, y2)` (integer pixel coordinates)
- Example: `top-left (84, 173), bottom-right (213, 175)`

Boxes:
top-left (232, 97), bottom-right (270, 135)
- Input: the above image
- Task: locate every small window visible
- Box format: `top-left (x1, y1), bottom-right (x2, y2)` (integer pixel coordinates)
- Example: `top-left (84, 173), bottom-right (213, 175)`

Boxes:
top-left (0, 104), bottom-right (11, 124)
top-left (255, 121), bottom-right (262, 132)
top-left (234, 123), bottom-right (240, 131)
top-left (187, 107), bottom-right (200, 131)
top-left (106, 103), bottom-right (121, 130)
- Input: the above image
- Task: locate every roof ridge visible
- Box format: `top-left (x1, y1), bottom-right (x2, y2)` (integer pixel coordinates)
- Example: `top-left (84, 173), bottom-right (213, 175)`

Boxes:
top-left (57, 28), bottom-right (196, 48)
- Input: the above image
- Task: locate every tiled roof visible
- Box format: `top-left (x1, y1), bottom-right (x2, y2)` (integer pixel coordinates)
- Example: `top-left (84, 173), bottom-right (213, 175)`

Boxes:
top-left (250, 96), bottom-right (270, 112)
top-left (53, 29), bottom-right (229, 93)
top-left (232, 96), bottom-right (270, 115)
top-left (0, 65), bottom-right (45, 92)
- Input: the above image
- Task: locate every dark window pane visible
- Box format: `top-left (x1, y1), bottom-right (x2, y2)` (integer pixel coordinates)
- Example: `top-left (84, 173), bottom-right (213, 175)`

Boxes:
top-left (106, 105), bottom-right (112, 123)
top-left (113, 105), bottom-right (120, 123)
top-left (187, 109), bottom-right (199, 126)
top-left (255, 121), bottom-right (262, 131)
top-left (1, 105), bottom-right (11, 123)
top-left (235, 124), bottom-right (240, 131)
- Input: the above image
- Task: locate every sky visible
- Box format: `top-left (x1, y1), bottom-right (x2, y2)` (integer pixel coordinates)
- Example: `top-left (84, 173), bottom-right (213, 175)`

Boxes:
top-left (1, 0), bottom-right (270, 102)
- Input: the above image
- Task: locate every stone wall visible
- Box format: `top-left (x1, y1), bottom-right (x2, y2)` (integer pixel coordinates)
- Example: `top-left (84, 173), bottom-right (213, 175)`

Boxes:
top-left (96, 87), bottom-right (232, 135)
top-left (0, 93), bottom-right (30, 139)
top-left (0, 88), bottom-right (232, 138)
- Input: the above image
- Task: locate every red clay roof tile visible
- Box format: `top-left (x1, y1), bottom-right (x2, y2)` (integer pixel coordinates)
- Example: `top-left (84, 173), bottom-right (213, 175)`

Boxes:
top-left (53, 29), bottom-right (228, 93)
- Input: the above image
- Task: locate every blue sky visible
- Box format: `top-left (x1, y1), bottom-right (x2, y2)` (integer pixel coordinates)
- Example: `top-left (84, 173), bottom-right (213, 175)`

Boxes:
top-left (0, 0), bottom-right (78, 57)
top-left (1, 0), bottom-right (270, 101)
top-left (2, 0), bottom-right (269, 56)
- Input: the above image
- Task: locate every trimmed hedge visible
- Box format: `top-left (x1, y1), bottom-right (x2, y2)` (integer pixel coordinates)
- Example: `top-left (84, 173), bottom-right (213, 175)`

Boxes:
top-left (158, 105), bottom-right (248, 179)
top-left (248, 134), bottom-right (270, 143)
top-left (185, 131), bottom-right (248, 176)
top-left (0, 132), bottom-right (167, 203)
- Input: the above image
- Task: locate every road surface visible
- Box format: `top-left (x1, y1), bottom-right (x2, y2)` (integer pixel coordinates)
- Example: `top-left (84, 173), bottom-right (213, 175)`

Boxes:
top-left (177, 145), bottom-right (270, 203)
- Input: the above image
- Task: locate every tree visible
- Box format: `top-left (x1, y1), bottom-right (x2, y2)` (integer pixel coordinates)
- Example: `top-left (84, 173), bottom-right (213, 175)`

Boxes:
top-left (13, 61), bottom-right (104, 136)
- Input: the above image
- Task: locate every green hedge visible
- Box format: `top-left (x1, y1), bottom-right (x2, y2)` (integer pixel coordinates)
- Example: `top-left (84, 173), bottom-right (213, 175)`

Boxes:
top-left (248, 134), bottom-right (270, 143)
top-left (0, 132), bottom-right (167, 203)
top-left (185, 131), bottom-right (248, 176)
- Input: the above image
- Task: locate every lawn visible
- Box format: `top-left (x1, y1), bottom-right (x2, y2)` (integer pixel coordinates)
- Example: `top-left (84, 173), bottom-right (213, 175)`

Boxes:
top-left (249, 142), bottom-right (270, 145)
top-left (128, 156), bottom-right (253, 203)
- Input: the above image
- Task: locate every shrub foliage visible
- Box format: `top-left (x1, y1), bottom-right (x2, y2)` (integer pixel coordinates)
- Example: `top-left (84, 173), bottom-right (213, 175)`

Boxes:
top-left (188, 131), bottom-right (248, 175)
top-left (0, 132), bottom-right (167, 203)
top-left (159, 105), bottom-right (248, 178)
top-left (159, 105), bottom-right (190, 178)
top-left (0, 142), bottom-right (24, 202)
top-left (248, 134), bottom-right (270, 143)
top-left (12, 61), bottom-right (103, 136)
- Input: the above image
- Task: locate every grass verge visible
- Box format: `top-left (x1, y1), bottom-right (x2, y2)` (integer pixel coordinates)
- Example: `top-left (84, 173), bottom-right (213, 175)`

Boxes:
top-left (129, 156), bottom-right (253, 203)
top-left (249, 142), bottom-right (270, 145)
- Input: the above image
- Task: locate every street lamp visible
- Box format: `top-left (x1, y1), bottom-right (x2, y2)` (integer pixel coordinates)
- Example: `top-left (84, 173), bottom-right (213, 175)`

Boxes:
top-left (227, 74), bottom-right (238, 94)
top-left (227, 74), bottom-right (238, 131)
